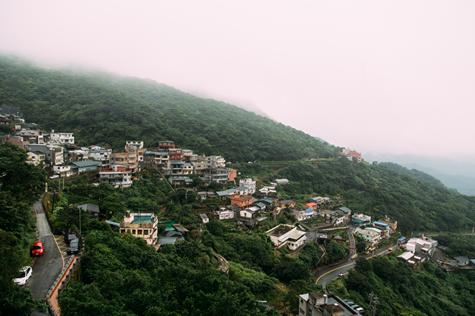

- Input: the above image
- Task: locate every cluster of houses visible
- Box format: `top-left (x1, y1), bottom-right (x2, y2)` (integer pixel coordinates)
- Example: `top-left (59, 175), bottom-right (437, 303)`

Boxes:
top-left (353, 216), bottom-right (398, 247)
top-left (396, 235), bottom-right (438, 267)
top-left (0, 113), bottom-right (242, 188)
top-left (299, 290), bottom-right (363, 316)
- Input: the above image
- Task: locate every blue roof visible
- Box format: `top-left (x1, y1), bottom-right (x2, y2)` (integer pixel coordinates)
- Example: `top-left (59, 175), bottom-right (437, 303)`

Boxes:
top-left (374, 221), bottom-right (389, 227)
top-left (398, 237), bottom-right (406, 241)
top-left (106, 220), bottom-right (120, 227)
top-left (306, 209), bottom-right (313, 213)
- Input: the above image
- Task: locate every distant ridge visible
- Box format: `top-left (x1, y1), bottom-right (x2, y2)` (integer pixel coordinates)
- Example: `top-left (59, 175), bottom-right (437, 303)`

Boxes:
top-left (0, 55), bottom-right (337, 162)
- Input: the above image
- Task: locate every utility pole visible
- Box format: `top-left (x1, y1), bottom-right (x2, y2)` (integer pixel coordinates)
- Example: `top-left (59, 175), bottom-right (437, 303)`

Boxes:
top-left (368, 292), bottom-right (373, 316)
top-left (373, 296), bottom-right (379, 316)
top-left (79, 207), bottom-right (81, 234)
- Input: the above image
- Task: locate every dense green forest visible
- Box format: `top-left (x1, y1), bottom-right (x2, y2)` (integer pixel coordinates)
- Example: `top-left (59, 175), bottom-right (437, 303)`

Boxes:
top-left (378, 162), bottom-right (446, 188)
top-left (328, 253), bottom-right (475, 315)
top-left (0, 143), bottom-right (47, 315)
top-left (0, 55), bottom-right (338, 161)
top-left (235, 158), bottom-right (475, 234)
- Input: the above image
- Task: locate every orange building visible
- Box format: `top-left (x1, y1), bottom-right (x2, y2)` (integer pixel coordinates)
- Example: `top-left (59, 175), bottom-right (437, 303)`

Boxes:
top-left (227, 169), bottom-right (237, 182)
top-left (304, 202), bottom-right (319, 210)
top-left (230, 194), bottom-right (253, 209)
top-left (340, 148), bottom-right (362, 163)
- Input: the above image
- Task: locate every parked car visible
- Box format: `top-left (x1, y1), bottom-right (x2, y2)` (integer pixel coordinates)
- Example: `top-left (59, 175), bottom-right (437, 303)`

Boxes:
top-left (64, 233), bottom-right (77, 245)
top-left (13, 266), bottom-right (32, 286)
top-left (350, 304), bottom-right (360, 310)
top-left (31, 241), bottom-right (44, 256)
top-left (67, 239), bottom-right (80, 254)
top-left (356, 307), bottom-right (364, 313)
top-left (338, 272), bottom-right (349, 278)
top-left (345, 301), bottom-right (354, 306)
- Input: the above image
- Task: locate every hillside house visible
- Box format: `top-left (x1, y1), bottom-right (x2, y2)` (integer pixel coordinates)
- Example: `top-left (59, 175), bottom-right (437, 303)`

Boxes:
top-left (50, 132), bottom-right (75, 145)
top-left (230, 194), bottom-right (253, 209)
top-left (377, 216), bottom-right (398, 232)
top-left (0, 135), bottom-right (29, 149)
top-left (304, 202), bottom-right (318, 211)
top-left (239, 178), bottom-right (256, 194)
top-left (27, 144), bottom-right (64, 166)
top-left (354, 229), bottom-right (380, 244)
top-left (26, 151), bottom-right (45, 166)
top-left (125, 140), bottom-right (143, 149)
top-left (278, 199), bottom-right (296, 209)
top-left (266, 224), bottom-right (307, 250)
top-left (70, 161), bottom-right (102, 174)
top-left (292, 208), bottom-right (315, 221)
top-left (53, 165), bottom-right (71, 177)
top-left (99, 165), bottom-right (133, 188)
top-left (352, 213), bottom-right (371, 225)
top-left (299, 291), bottom-right (360, 316)
top-left (119, 211), bottom-right (158, 245)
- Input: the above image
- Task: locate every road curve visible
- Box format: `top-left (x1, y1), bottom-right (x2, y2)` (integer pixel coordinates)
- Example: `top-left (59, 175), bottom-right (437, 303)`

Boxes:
top-left (314, 228), bottom-right (394, 287)
top-left (26, 199), bottom-right (63, 301)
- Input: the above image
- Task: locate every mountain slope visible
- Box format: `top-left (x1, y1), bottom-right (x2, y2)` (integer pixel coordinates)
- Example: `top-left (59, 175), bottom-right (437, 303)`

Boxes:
top-left (0, 56), bottom-right (337, 161)
top-left (378, 162), bottom-right (446, 188)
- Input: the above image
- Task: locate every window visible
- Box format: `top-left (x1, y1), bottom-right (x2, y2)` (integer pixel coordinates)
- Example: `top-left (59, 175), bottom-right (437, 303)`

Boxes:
top-left (138, 230), bottom-right (142, 235)
top-left (132, 230), bottom-right (136, 234)
top-left (144, 230), bottom-right (148, 235)
top-left (121, 229), bottom-right (125, 233)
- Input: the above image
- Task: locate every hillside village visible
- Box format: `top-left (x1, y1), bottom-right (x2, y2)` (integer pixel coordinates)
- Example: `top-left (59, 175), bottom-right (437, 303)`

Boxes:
top-left (2, 107), bottom-right (475, 316)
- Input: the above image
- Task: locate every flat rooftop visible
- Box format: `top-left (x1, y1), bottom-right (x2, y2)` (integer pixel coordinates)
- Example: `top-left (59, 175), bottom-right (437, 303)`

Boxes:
top-left (132, 215), bottom-right (155, 224)
top-left (268, 225), bottom-right (294, 237)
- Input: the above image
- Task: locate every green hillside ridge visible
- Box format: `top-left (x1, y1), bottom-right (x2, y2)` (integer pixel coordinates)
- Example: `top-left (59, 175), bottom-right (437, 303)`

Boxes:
top-left (0, 55), bottom-right (337, 161)
top-left (378, 162), bottom-right (446, 188)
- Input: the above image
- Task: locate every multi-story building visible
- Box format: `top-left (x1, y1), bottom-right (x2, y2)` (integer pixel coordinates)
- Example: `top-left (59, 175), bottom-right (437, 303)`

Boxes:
top-left (0, 135), bottom-right (29, 149)
top-left (50, 131), bottom-right (74, 145)
top-left (182, 149), bottom-right (193, 162)
top-left (340, 148), bottom-right (362, 163)
top-left (99, 165), bottom-right (133, 188)
top-left (27, 144), bottom-right (64, 166)
top-left (119, 211), bottom-right (158, 245)
top-left (26, 151), bottom-right (45, 166)
top-left (53, 165), bottom-right (71, 177)
top-left (201, 167), bottom-right (228, 183)
top-left (227, 168), bottom-right (237, 182)
top-left (239, 178), bottom-right (256, 194)
top-left (17, 129), bottom-right (43, 144)
top-left (169, 148), bottom-right (183, 160)
top-left (144, 151), bottom-right (169, 165)
top-left (352, 213), bottom-right (371, 226)
top-left (158, 140), bottom-right (175, 150)
top-left (125, 140), bottom-right (144, 149)
top-left (110, 145), bottom-right (143, 174)
top-left (230, 194), bottom-right (253, 209)
top-left (89, 147), bottom-right (112, 169)
top-left (299, 291), bottom-right (359, 316)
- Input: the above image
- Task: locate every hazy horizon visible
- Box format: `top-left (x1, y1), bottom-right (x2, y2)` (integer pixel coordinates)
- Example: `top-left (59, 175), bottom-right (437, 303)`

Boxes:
top-left (1, 1), bottom-right (474, 162)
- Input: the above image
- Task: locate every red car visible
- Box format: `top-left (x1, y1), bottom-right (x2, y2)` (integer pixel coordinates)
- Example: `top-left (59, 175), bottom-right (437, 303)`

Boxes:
top-left (31, 242), bottom-right (44, 256)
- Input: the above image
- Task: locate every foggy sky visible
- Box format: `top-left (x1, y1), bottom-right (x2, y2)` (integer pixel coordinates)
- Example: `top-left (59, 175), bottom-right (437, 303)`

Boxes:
top-left (1, 1), bottom-right (474, 160)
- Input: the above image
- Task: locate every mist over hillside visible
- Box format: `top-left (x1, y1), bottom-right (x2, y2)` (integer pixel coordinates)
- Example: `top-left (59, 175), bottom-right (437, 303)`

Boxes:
top-left (364, 153), bottom-right (475, 196)
top-left (0, 55), bottom-right (337, 162)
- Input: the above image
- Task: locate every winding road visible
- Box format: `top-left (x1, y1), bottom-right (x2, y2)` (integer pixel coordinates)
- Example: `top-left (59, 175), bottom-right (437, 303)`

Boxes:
top-left (27, 199), bottom-right (64, 315)
top-left (314, 226), bottom-right (395, 287)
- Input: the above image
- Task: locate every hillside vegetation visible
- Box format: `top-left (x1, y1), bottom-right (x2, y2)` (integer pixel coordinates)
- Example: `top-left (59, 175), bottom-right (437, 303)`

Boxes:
top-left (328, 255), bottom-right (475, 316)
top-left (236, 158), bottom-right (475, 234)
top-left (378, 162), bottom-right (446, 188)
top-left (0, 56), bottom-right (338, 161)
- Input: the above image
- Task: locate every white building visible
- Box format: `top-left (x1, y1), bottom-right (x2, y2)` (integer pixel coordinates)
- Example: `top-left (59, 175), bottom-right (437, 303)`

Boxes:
top-left (89, 148), bottom-right (112, 168)
top-left (266, 224), bottom-right (307, 250)
top-left (27, 144), bottom-right (64, 166)
top-left (239, 178), bottom-right (256, 195)
top-left (216, 209), bottom-right (234, 220)
top-left (125, 140), bottom-right (144, 149)
top-left (26, 151), bottom-right (45, 166)
top-left (275, 179), bottom-right (289, 185)
top-left (50, 132), bottom-right (74, 145)
top-left (99, 166), bottom-right (133, 188)
top-left (53, 165), bottom-right (71, 177)
top-left (199, 214), bottom-right (209, 224)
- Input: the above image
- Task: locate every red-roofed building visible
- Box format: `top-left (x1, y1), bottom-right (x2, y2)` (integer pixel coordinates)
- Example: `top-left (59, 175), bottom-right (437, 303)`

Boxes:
top-left (304, 202), bottom-right (319, 211)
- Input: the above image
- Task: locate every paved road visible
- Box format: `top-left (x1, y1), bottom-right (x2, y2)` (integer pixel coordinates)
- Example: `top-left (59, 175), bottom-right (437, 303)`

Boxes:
top-left (26, 199), bottom-right (63, 301)
top-left (314, 236), bottom-right (395, 288)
